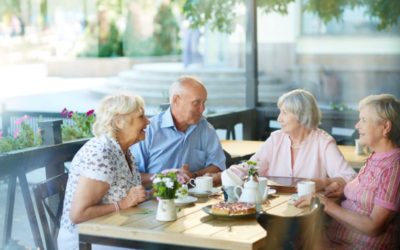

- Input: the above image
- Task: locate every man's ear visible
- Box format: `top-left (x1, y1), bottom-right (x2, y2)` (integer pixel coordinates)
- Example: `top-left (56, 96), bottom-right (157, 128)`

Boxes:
top-left (172, 94), bottom-right (179, 105)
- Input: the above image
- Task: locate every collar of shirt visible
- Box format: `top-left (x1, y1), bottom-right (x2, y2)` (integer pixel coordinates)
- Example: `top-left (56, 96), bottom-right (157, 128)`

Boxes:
top-left (160, 108), bottom-right (202, 136)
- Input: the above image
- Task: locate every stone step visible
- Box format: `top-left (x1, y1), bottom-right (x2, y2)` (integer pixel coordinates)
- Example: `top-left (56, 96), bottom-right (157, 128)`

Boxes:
top-left (95, 63), bottom-right (293, 109)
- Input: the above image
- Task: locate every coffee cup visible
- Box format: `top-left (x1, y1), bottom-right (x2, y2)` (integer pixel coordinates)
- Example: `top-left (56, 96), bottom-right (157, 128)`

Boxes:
top-left (258, 177), bottom-right (269, 201)
top-left (297, 181), bottom-right (316, 197)
top-left (355, 139), bottom-right (364, 155)
top-left (189, 176), bottom-right (213, 193)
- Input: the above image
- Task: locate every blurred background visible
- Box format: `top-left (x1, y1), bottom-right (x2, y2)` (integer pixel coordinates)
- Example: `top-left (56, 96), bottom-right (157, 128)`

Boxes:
top-left (0, 0), bottom-right (399, 248)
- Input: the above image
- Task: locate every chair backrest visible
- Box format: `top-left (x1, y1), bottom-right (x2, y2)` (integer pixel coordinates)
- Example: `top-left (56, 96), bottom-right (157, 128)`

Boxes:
top-left (33, 173), bottom-right (68, 250)
top-left (257, 199), bottom-right (324, 249)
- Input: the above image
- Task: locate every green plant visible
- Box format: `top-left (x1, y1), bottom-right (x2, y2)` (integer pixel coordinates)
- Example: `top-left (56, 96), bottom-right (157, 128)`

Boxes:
top-left (247, 160), bottom-right (259, 177)
top-left (180, 0), bottom-right (400, 33)
top-left (152, 172), bottom-right (182, 199)
top-left (153, 3), bottom-right (180, 56)
top-left (61, 108), bottom-right (95, 141)
top-left (0, 115), bottom-right (42, 153)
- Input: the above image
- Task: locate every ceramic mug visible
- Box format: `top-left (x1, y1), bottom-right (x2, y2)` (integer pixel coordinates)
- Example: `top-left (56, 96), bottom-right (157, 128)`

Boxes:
top-left (355, 139), bottom-right (365, 155)
top-left (189, 176), bottom-right (213, 193)
top-left (297, 181), bottom-right (316, 197)
top-left (258, 177), bottom-right (269, 201)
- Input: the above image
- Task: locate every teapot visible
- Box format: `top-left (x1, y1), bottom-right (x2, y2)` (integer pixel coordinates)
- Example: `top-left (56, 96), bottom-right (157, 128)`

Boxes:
top-left (234, 176), bottom-right (262, 204)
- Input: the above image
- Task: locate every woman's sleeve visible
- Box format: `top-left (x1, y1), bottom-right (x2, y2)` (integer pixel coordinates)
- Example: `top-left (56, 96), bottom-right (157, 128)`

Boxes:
top-left (79, 143), bottom-right (116, 185)
top-left (324, 140), bottom-right (357, 182)
top-left (250, 137), bottom-right (274, 176)
top-left (374, 162), bottom-right (400, 211)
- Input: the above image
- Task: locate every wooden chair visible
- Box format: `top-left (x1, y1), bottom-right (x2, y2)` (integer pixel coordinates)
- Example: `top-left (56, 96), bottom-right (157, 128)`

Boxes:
top-left (32, 173), bottom-right (68, 250)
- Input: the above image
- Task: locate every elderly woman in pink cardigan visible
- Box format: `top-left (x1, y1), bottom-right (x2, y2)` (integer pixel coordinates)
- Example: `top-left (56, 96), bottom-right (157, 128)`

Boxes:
top-left (247, 89), bottom-right (356, 195)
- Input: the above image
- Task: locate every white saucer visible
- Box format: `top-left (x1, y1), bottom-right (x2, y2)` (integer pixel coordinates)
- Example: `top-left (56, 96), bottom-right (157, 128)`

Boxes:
top-left (174, 196), bottom-right (198, 206)
top-left (188, 187), bottom-right (221, 197)
top-left (268, 188), bottom-right (277, 195)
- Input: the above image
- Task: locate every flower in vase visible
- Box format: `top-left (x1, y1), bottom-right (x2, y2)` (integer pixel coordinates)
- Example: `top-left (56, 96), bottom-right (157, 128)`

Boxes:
top-left (152, 171), bottom-right (182, 200)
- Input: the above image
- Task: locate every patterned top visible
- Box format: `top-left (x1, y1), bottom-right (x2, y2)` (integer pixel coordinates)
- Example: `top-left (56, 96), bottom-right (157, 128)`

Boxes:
top-left (328, 148), bottom-right (400, 249)
top-left (250, 129), bottom-right (356, 181)
top-left (59, 135), bottom-right (141, 235)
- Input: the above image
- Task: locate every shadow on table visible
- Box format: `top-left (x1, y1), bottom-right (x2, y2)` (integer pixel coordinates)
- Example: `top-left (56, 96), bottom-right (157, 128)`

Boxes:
top-left (257, 198), bottom-right (325, 250)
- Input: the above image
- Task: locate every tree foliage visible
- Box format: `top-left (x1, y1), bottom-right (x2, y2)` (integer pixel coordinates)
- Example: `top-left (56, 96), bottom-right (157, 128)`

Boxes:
top-left (179, 0), bottom-right (400, 33)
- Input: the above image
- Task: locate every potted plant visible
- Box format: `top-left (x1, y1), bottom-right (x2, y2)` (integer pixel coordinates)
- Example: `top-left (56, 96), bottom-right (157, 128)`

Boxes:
top-left (60, 108), bottom-right (95, 141)
top-left (152, 171), bottom-right (182, 221)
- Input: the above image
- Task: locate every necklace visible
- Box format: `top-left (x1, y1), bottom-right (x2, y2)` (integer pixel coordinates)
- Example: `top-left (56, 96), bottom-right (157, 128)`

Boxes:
top-left (291, 144), bottom-right (301, 149)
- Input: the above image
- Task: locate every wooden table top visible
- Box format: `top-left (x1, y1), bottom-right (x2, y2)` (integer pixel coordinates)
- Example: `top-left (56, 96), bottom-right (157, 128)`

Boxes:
top-left (79, 192), bottom-right (306, 250)
top-left (337, 145), bottom-right (368, 168)
top-left (220, 140), bottom-right (368, 169)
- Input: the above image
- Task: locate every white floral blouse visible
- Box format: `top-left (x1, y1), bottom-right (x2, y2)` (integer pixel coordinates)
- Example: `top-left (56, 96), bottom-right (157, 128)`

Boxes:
top-left (58, 135), bottom-right (141, 249)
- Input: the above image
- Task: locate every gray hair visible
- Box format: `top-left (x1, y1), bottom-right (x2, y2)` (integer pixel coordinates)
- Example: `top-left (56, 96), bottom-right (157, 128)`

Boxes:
top-left (93, 93), bottom-right (145, 138)
top-left (169, 75), bottom-right (204, 103)
top-left (277, 89), bottom-right (321, 129)
top-left (359, 94), bottom-right (400, 146)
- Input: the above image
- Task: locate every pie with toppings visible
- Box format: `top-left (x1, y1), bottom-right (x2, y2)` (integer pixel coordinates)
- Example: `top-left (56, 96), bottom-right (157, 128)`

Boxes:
top-left (211, 202), bottom-right (256, 215)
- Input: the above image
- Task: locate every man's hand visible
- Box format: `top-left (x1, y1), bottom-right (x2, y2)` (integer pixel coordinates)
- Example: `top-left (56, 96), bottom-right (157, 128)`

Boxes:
top-left (181, 164), bottom-right (194, 181)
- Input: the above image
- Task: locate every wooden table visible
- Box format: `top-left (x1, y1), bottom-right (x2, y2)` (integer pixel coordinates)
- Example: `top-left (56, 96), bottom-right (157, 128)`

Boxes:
top-left (78, 193), bottom-right (305, 250)
top-left (337, 145), bottom-right (368, 168)
top-left (221, 140), bottom-right (368, 169)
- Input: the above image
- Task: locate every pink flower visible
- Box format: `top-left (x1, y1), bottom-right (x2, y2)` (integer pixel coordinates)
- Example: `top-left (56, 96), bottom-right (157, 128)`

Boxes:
top-left (13, 128), bottom-right (20, 139)
top-left (61, 108), bottom-right (68, 117)
top-left (15, 115), bottom-right (29, 126)
top-left (86, 109), bottom-right (95, 116)
top-left (67, 111), bottom-right (74, 118)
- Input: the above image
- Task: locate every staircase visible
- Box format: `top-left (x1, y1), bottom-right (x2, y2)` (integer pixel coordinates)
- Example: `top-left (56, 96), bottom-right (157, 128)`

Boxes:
top-left (98, 63), bottom-right (293, 110)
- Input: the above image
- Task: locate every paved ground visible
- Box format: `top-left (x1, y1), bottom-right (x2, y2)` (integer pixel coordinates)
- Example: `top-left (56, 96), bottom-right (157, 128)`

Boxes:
top-left (0, 169), bottom-right (47, 249)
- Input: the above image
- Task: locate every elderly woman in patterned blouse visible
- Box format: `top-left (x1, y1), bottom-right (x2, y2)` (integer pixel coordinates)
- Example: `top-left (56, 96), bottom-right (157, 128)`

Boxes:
top-left (58, 93), bottom-right (150, 250)
top-left (296, 94), bottom-right (400, 249)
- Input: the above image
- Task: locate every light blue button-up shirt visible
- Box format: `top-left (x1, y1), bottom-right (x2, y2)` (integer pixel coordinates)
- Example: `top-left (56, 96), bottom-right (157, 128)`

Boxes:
top-left (131, 108), bottom-right (226, 174)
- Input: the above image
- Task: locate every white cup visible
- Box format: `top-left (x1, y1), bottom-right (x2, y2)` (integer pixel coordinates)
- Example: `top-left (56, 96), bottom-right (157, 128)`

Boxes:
top-left (258, 177), bottom-right (269, 201)
top-left (355, 139), bottom-right (364, 155)
top-left (297, 181), bottom-right (316, 197)
top-left (189, 176), bottom-right (213, 193)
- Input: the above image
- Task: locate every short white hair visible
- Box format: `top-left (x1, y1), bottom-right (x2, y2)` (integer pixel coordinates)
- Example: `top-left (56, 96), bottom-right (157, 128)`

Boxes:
top-left (169, 75), bottom-right (204, 103)
top-left (277, 89), bottom-right (321, 129)
top-left (93, 93), bottom-right (145, 138)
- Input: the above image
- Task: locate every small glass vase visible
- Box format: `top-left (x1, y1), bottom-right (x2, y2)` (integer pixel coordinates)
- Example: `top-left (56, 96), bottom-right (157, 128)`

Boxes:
top-left (156, 199), bottom-right (177, 221)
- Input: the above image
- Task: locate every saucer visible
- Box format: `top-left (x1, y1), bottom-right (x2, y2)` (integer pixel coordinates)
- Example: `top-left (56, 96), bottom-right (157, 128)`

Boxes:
top-left (174, 196), bottom-right (198, 206)
top-left (188, 187), bottom-right (221, 197)
top-left (268, 188), bottom-right (277, 195)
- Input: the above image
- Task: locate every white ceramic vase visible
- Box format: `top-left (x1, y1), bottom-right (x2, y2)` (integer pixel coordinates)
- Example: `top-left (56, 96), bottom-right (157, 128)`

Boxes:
top-left (156, 199), bottom-right (177, 221)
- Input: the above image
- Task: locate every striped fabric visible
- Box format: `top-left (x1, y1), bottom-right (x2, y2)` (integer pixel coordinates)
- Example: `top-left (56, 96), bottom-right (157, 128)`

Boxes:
top-left (328, 148), bottom-right (400, 249)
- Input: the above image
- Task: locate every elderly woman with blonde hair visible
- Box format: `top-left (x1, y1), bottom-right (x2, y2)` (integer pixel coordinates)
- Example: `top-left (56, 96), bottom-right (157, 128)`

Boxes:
top-left (296, 94), bottom-right (400, 249)
top-left (57, 93), bottom-right (149, 250)
top-left (247, 89), bottom-right (356, 194)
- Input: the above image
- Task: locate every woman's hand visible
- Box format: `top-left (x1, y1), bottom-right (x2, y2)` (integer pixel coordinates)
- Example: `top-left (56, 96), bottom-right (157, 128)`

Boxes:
top-left (294, 193), bottom-right (331, 212)
top-left (119, 185), bottom-right (147, 209)
top-left (324, 181), bottom-right (344, 198)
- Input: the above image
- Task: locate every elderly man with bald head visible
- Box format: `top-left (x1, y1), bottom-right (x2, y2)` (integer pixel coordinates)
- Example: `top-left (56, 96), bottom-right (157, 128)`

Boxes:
top-left (131, 75), bottom-right (226, 186)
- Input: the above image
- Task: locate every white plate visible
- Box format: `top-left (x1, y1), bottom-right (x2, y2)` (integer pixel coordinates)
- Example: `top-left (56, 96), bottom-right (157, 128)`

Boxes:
top-left (188, 187), bottom-right (221, 197)
top-left (174, 196), bottom-right (198, 206)
top-left (268, 188), bottom-right (277, 195)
